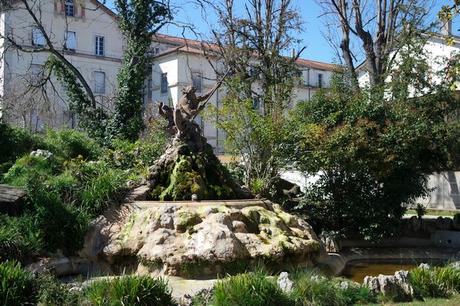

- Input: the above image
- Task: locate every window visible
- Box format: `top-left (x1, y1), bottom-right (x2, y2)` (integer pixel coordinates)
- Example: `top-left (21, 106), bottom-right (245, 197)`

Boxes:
top-left (95, 36), bottom-right (105, 56)
top-left (65, 31), bottom-right (76, 50)
top-left (318, 73), bottom-right (323, 88)
top-left (94, 71), bottom-right (106, 94)
top-left (192, 72), bottom-right (202, 93)
top-left (65, 0), bottom-right (74, 17)
top-left (160, 72), bottom-right (168, 94)
top-left (32, 27), bottom-right (45, 46)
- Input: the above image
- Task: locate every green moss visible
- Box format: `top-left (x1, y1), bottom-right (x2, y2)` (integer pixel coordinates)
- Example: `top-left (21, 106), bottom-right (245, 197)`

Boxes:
top-left (159, 155), bottom-right (205, 201)
top-left (118, 213), bottom-right (137, 245)
top-left (149, 143), bottom-right (245, 201)
top-left (175, 209), bottom-right (202, 232)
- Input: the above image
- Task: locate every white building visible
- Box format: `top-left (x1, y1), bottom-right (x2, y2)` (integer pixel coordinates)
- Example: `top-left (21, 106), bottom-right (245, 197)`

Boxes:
top-left (149, 35), bottom-right (336, 152)
top-left (0, 0), bottom-right (336, 152)
top-left (0, 0), bottom-right (124, 130)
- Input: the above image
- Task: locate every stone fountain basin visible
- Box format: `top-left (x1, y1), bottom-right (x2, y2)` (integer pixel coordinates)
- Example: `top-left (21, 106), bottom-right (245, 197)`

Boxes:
top-left (81, 198), bottom-right (321, 277)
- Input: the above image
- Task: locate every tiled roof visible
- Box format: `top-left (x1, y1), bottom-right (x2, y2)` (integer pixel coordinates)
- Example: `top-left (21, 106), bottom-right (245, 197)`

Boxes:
top-left (153, 34), bottom-right (337, 71)
top-left (95, 2), bottom-right (337, 71)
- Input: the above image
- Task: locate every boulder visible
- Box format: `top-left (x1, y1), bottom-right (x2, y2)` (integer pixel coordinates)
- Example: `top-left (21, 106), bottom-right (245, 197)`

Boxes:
top-left (277, 272), bottom-right (293, 293)
top-left (364, 270), bottom-right (414, 302)
top-left (82, 200), bottom-right (320, 276)
top-left (0, 184), bottom-right (26, 215)
top-left (30, 149), bottom-right (53, 159)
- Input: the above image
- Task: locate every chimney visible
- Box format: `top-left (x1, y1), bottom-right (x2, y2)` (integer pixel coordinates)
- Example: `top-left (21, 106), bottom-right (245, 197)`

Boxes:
top-left (441, 19), bottom-right (453, 36)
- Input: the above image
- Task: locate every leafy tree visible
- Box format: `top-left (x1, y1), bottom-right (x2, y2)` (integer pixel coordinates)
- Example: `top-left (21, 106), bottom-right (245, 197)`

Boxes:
top-left (207, 78), bottom-right (288, 195)
top-left (201, 0), bottom-right (302, 195)
top-left (108, 0), bottom-right (171, 141)
top-left (285, 41), bottom-right (460, 239)
top-left (439, 1), bottom-right (460, 32)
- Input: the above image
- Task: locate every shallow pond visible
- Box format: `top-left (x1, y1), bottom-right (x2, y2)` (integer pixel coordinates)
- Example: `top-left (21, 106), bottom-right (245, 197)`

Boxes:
top-left (341, 262), bottom-right (418, 283)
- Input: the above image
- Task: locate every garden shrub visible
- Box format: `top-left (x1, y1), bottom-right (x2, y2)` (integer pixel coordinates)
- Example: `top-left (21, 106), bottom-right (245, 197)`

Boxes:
top-left (0, 260), bottom-right (38, 306)
top-left (105, 136), bottom-right (166, 173)
top-left (211, 271), bottom-right (291, 306)
top-left (37, 273), bottom-right (82, 306)
top-left (0, 214), bottom-right (42, 261)
top-left (409, 265), bottom-right (460, 298)
top-left (288, 270), bottom-right (376, 306)
top-left (84, 275), bottom-right (175, 306)
top-left (43, 128), bottom-right (102, 160)
top-left (0, 123), bottom-right (40, 173)
top-left (3, 155), bottom-right (60, 187)
top-left (69, 159), bottom-right (128, 216)
top-left (0, 125), bottom-right (165, 261)
top-left (286, 74), bottom-right (459, 240)
top-left (26, 177), bottom-right (89, 254)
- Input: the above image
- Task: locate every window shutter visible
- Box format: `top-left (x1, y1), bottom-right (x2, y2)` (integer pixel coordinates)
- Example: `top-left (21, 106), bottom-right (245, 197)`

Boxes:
top-left (60, 1), bottom-right (65, 13)
top-left (81, 5), bottom-right (85, 18)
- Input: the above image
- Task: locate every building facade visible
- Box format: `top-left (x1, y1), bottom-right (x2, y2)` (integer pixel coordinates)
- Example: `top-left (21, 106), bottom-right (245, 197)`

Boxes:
top-left (149, 36), bottom-right (335, 152)
top-left (0, 0), bottom-right (336, 152)
top-left (0, 0), bottom-right (124, 130)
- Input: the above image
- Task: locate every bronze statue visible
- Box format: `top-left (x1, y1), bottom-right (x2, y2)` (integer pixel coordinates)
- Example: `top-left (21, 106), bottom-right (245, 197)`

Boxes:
top-left (158, 77), bottom-right (224, 148)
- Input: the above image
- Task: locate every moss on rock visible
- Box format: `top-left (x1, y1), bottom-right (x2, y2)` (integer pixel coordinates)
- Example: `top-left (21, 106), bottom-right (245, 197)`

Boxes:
top-left (148, 142), bottom-right (248, 201)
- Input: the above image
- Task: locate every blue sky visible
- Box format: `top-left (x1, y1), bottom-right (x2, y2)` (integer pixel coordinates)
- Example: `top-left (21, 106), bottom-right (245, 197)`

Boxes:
top-left (105, 0), bottom-right (460, 64)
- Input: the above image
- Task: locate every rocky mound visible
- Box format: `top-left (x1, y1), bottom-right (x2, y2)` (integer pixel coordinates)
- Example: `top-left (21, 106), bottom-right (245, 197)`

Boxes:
top-left (82, 199), bottom-right (320, 276)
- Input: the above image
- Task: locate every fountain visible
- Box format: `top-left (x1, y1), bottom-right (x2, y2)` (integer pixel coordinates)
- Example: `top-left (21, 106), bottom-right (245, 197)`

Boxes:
top-left (80, 80), bottom-right (321, 278)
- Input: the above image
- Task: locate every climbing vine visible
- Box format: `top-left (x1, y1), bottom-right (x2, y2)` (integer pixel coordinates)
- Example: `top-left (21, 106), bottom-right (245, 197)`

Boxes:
top-left (108, 0), bottom-right (171, 141)
top-left (47, 1), bottom-right (170, 142)
top-left (47, 56), bottom-right (108, 141)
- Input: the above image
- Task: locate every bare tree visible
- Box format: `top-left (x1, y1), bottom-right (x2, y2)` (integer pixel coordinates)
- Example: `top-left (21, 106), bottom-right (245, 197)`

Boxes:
top-left (191, 0), bottom-right (303, 195)
top-left (318, 0), bottom-right (434, 89)
top-left (196, 0), bottom-right (303, 114)
top-left (0, 0), bottom-right (106, 132)
top-left (0, 0), bottom-right (97, 105)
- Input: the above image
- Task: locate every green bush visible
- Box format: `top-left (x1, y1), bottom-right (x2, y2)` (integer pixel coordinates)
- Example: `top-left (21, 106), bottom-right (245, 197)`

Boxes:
top-left (3, 155), bottom-right (60, 186)
top-left (26, 177), bottom-right (89, 254)
top-left (0, 123), bottom-right (40, 173)
top-left (43, 129), bottom-right (102, 160)
top-left (0, 214), bottom-right (42, 261)
top-left (286, 74), bottom-right (460, 240)
top-left (63, 159), bottom-right (128, 217)
top-left (37, 273), bottom-right (82, 306)
top-left (0, 260), bottom-right (38, 306)
top-left (410, 266), bottom-right (460, 298)
top-left (105, 137), bottom-right (166, 173)
top-left (288, 270), bottom-right (375, 306)
top-left (84, 275), bottom-right (175, 306)
top-left (211, 272), bottom-right (291, 306)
